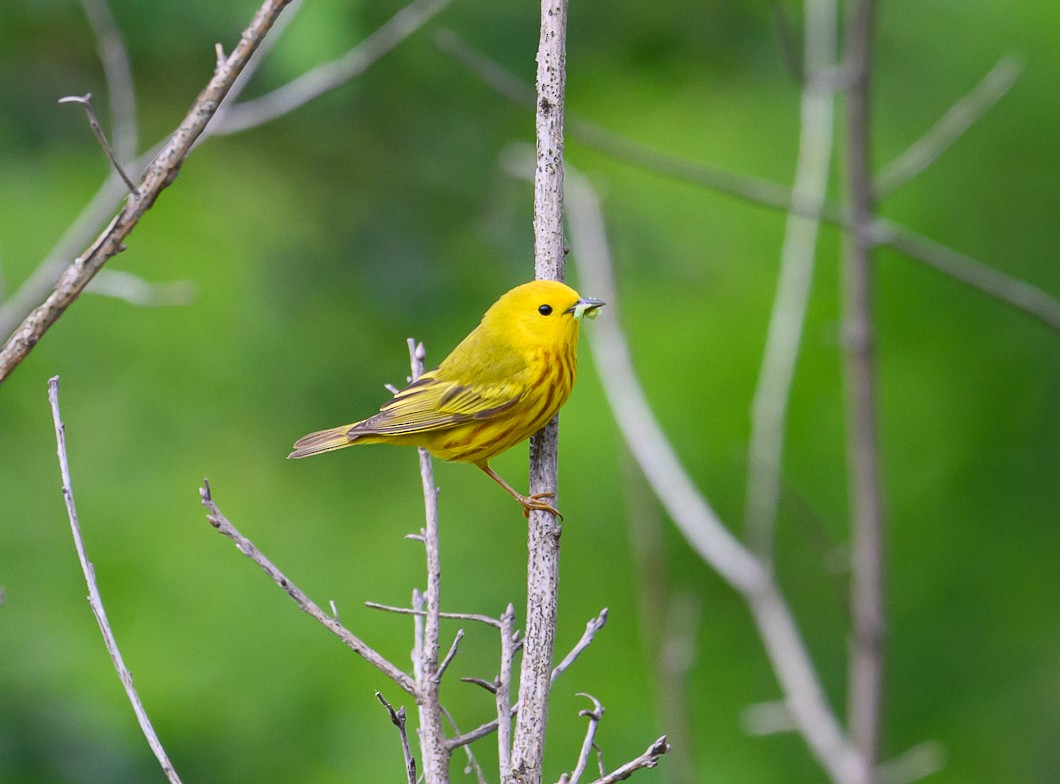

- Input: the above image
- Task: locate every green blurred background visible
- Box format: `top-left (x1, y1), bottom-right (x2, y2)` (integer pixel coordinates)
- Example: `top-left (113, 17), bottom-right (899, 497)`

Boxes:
top-left (1, 0), bottom-right (1058, 782)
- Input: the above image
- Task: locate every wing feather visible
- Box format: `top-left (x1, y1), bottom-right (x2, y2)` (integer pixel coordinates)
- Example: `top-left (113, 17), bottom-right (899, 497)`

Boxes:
top-left (350, 370), bottom-right (526, 436)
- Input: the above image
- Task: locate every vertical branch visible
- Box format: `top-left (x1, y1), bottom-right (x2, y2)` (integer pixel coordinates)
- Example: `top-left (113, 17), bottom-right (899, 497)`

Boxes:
top-left (409, 339), bottom-right (450, 783)
top-left (842, 1), bottom-right (885, 782)
top-left (745, 0), bottom-right (838, 559)
top-left (496, 604), bottom-right (517, 781)
top-left (512, 0), bottom-right (569, 782)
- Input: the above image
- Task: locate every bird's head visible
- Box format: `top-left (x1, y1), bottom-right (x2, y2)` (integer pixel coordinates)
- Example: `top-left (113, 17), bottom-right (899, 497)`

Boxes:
top-left (484, 280), bottom-right (605, 352)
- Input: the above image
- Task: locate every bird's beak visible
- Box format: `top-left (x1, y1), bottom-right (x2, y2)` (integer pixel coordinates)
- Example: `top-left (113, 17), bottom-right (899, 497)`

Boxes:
top-left (567, 297), bottom-right (606, 321)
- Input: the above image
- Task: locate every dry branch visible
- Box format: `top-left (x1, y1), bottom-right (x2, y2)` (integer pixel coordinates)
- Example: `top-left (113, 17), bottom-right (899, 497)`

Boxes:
top-left (511, 1), bottom-right (570, 781)
top-left (377, 692), bottom-right (418, 784)
top-left (48, 377), bottom-right (183, 784)
top-left (407, 338), bottom-right (451, 784)
top-left (199, 481), bottom-right (417, 696)
top-left (585, 736), bottom-right (670, 784)
top-left (0, 0), bottom-right (295, 385)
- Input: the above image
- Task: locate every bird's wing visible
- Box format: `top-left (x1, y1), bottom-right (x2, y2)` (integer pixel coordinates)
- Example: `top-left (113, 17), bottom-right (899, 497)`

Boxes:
top-left (351, 371), bottom-right (525, 436)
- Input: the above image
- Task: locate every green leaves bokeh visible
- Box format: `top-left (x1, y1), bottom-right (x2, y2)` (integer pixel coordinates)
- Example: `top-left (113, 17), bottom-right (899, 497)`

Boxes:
top-left (1, 1), bottom-right (1058, 782)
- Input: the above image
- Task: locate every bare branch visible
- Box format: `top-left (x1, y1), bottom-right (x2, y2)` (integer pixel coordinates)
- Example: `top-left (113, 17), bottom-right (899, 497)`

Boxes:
top-left (566, 694), bottom-right (604, 784)
top-left (376, 692), bottom-right (417, 784)
top-left (584, 736), bottom-right (670, 784)
top-left (745, 0), bottom-right (838, 559)
top-left (77, 0), bottom-right (138, 161)
top-left (364, 601), bottom-right (503, 629)
top-left (875, 55), bottom-right (1022, 197)
top-left (441, 33), bottom-right (1060, 335)
top-left (438, 628), bottom-right (465, 681)
top-left (512, 1), bottom-right (570, 780)
top-left (870, 221), bottom-right (1060, 331)
top-left (551, 608), bottom-right (608, 684)
top-left (58, 93), bottom-right (138, 194)
top-left (461, 677), bottom-right (499, 694)
top-left (497, 604), bottom-right (517, 780)
top-left (211, 0), bottom-right (452, 135)
top-left (843, 2), bottom-right (885, 781)
top-left (410, 336), bottom-right (450, 783)
top-left (48, 377), bottom-right (183, 784)
top-left (446, 607), bottom-right (602, 752)
top-left (199, 480), bottom-right (417, 696)
top-left (0, 0), bottom-right (297, 385)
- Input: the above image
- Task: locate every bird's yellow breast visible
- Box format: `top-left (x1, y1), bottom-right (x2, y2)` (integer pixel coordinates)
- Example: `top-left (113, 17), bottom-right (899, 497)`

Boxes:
top-left (423, 344), bottom-right (576, 464)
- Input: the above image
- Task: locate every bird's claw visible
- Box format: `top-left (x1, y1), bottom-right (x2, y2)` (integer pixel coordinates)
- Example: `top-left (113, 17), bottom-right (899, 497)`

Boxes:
top-left (520, 491), bottom-right (563, 521)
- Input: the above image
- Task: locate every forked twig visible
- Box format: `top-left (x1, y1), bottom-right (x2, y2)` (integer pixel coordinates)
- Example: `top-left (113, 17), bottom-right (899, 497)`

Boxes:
top-left (564, 694), bottom-right (604, 784)
top-left (445, 609), bottom-right (609, 751)
top-left (584, 736), bottom-right (670, 784)
top-left (58, 93), bottom-right (138, 194)
top-left (551, 608), bottom-right (608, 683)
top-left (48, 377), bottom-right (183, 784)
top-left (376, 692), bottom-right (417, 784)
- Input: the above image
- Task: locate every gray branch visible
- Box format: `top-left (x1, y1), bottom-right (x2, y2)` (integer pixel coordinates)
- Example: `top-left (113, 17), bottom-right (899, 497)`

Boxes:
top-left (48, 377), bottom-right (183, 784)
top-left (199, 481), bottom-right (417, 696)
top-left (511, 1), bottom-right (571, 782)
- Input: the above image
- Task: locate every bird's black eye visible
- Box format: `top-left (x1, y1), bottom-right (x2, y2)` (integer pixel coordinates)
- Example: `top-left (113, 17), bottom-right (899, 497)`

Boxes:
top-left (538, 304), bottom-right (553, 316)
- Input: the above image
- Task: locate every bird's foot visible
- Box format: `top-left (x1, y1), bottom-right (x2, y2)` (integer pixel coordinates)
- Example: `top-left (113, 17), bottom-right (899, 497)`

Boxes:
top-left (520, 491), bottom-right (563, 521)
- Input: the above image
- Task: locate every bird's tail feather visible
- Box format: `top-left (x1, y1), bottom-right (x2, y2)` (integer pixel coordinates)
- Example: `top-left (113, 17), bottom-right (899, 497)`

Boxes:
top-left (288, 424), bottom-right (360, 459)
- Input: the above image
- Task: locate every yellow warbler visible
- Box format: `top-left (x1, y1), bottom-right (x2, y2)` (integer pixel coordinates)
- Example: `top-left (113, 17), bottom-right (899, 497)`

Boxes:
top-left (288, 280), bottom-right (604, 517)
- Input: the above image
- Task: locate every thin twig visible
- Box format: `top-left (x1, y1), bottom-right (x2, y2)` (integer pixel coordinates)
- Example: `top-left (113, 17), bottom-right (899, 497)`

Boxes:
top-left (438, 628), bottom-right (465, 681)
top-left (77, 0), bottom-right (138, 162)
top-left (58, 94), bottom-right (138, 194)
top-left (461, 677), bottom-right (498, 694)
top-left (744, 0), bottom-right (838, 560)
top-left (0, 0), bottom-right (296, 385)
top-left (199, 481), bottom-right (417, 696)
top-left (551, 608), bottom-right (608, 683)
top-left (446, 609), bottom-right (604, 751)
top-left (583, 736), bottom-right (670, 784)
top-left (497, 604), bottom-right (517, 780)
top-left (511, 2), bottom-right (570, 780)
top-left (376, 692), bottom-right (418, 784)
top-left (211, 0), bottom-right (452, 135)
top-left (48, 377), bottom-right (183, 784)
top-left (440, 705), bottom-right (489, 784)
top-left (875, 55), bottom-right (1022, 198)
top-left (364, 601), bottom-right (502, 629)
top-left (567, 694), bottom-right (604, 784)
top-left (407, 337), bottom-right (451, 783)
top-left (439, 32), bottom-right (1060, 335)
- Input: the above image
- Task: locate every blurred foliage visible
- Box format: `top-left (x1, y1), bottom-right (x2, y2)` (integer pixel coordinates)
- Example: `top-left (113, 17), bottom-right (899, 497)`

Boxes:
top-left (1, 0), bottom-right (1058, 782)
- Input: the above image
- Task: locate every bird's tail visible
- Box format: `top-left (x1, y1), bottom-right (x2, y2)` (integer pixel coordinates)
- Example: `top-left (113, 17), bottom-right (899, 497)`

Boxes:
top-left (288, 423), bottom-right (361, 459)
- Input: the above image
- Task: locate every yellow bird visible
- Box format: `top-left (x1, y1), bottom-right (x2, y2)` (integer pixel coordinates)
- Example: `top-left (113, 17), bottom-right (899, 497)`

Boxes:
top-left (288, 280), bottom-right (605, 517)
